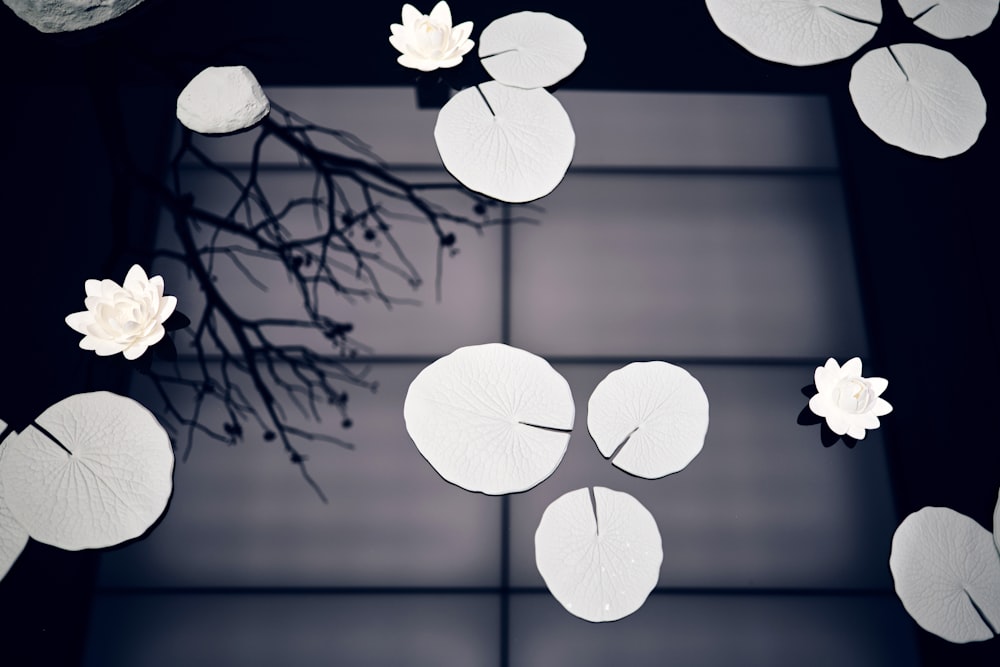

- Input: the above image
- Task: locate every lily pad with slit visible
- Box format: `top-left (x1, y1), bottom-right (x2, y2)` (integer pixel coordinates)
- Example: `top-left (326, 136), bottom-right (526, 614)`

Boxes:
top-left (0, 392), bottom-right (174, 551)
top-left (588, 362), bottom-right (709, 479)
top-left (404, 343), bottom-right (574, 494)
top-left (849, 43), bottom-right (986, 158)
top-left (535, 486), bottom-right (663, 622)
top-left (890, 506), bottom-right (1000, 643)
top-left (478, 11), bottom-right (586, 89)
top-left (434, 81), bottom-right (575, 203)
top-left (705, 0), bottom-right (882, 66)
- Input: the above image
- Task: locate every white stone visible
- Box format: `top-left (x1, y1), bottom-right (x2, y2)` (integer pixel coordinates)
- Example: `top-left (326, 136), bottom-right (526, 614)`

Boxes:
top-left (3, 0), bottom-right (145, 33)
top-left (176, 66), bottom-right (271, 136)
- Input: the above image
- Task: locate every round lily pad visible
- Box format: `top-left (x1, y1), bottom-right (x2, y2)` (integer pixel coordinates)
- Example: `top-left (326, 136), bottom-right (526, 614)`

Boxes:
top-left (849, 44), bottom-right (986, 158)
top-left (994, 488), bottom-right (1000, 560)
top-left (705, 0), bottom-right (882, 66)
top-left (0, 424), bottom-right (28, 581)
top-left (0, 392), bottom-right (174, 551)
top-left (434, 81), bottom-right (575, 203)
top-left (478, 11), bottom-right (587, 89)
top-left (890, 506), bottom-right (1000, 643)
top-left (535, 486), bottom-right (662, 622)
top-left (588, 362), bottom-right (709, 479)
top-left (403, 343), bottom-right (574, 495)
top-left (899, 0), bottom-right (998, 39)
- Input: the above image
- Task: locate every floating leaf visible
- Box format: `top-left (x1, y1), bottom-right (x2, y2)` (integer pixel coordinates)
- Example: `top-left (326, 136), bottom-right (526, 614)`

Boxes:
top-left (535, 487), bottom-right (662, 622)
top-left (434, 81), bottom-right (575, 203)
top-left (0, 392), bottom-right (174, 551)
top-left (704, 0), bottom-right (882, 66)
top-left (849, 44), bottom-right (986, 158)
top-left (889, 506), bottom-right (1000, 643)
top-left (588, 362), bottom-right (709, 479)
top-left (994, 488), bottom-right (1000, 556)
top-left (404, 343), bottom-right (574, 494)
top-left (0, 423), bottom-right (28, 581)
top-left (478, 11), bottom-right (587, 89)
top-left (899, 0), bottom-right (998, 39)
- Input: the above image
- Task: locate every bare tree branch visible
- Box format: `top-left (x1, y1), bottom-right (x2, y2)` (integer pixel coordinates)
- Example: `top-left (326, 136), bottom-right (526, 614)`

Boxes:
top-left (138, 105), bottom-right (514, 500)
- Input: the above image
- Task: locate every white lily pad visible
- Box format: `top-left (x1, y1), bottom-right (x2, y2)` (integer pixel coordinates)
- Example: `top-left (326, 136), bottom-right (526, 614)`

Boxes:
top-left (889, 506), bottom-right (1000, 643)
top-left (434, 81), bottom-right (575, 203)
top-left (0, 392), bottom-right (174, 551)
top-left (0, 423), bottom-right (28, 582)
top-left (403, 343), bottom-right (574, 495)
top-left (705, 0), bottom-right (882, 66)
top-left (535, 487), bottom-right (662, 622)
top-left (849, 44), bottom-right (986, 158)
top-left (478, 11), bottom-right (587, 89)
top-left (899, 0), bottom-right (998, 39)
top-left (588, 362), bottom-right (709, 479)
top-left (994, 488), bottom-right (1000, 556)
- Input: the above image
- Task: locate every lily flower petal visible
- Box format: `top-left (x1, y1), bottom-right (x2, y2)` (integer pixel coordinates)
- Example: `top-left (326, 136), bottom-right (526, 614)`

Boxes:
top-left (808, 393), bottom-right (831, 417)
top-left (873, 398), bottom-right (893, 417)
top-left (868, 377), bottom-right (888, 396)
top-left (814, 357), bottom-right (840, 393)
top-left (842, 357), bottom-right (863, 378)
top-left (429, 0), bottom-right (452, 28)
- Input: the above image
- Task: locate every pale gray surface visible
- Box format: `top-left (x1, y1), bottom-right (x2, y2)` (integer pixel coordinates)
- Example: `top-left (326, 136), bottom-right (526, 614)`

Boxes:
top-left (87, 88), bottom-right (909, 665)
top-left (509, 593), bottom-right (918, 667)
top-left (511, 365), bottom-right (898, 589)
top-left (98, 364), bottom-right (502, 588)
top-left (84, 594), bottom-right (500, 667)
top-left (183, 88), bottom-right (838, 169)
top-left (561, 90), bottom-right (838, 168)
top-left (509, 174), bottom-right (868, 358)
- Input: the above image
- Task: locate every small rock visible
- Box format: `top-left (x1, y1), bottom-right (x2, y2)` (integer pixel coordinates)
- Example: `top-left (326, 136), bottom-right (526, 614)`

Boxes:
top-left (3, 0), bottom-right (146, 33)
top-left (176, 66), bottom-right (270, 135)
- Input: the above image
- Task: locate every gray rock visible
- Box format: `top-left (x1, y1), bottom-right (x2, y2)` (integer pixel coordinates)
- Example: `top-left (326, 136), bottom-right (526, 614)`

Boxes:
top-left (3, 0), bottom-right (146, 33)
top-left (176, 66), bottom-right (271, 135)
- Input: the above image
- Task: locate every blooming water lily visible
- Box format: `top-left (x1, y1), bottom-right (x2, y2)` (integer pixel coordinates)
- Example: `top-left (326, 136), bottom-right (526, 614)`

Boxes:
top-left (808, 357), bottom-right (892, 440)
top-left (65, 264), bottom-right (177, 360)
top-left (389, 2), bottom-right (474, 71)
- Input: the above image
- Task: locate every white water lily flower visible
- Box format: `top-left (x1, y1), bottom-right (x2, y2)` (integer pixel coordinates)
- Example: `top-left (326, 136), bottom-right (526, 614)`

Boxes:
top-left (389, 2), bottom-right (474, 71)
top-left (65, 264), bottom-right (177, 360)
top-left (809, 357), bottom-right (892, 439)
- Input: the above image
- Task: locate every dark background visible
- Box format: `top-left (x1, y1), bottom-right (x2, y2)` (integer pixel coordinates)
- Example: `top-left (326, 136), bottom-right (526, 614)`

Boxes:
top-left (1, 1), bottom-right (998, 664)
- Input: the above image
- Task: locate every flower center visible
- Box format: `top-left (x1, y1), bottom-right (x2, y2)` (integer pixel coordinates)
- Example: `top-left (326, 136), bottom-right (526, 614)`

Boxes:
top-left (105, 295), bottom-right (150, 337)
top-left (832, 378), bottom-right (874, 414)
top-left (414, 17), bottom-right (448, 55)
